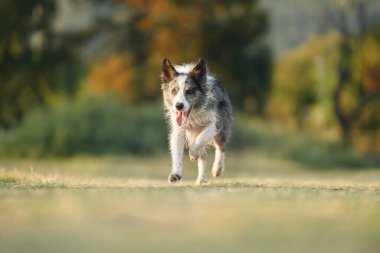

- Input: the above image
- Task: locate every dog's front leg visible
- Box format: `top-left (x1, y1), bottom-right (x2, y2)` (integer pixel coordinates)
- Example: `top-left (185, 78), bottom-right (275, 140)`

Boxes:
top-left (190, 124), bottom-right (216, 185)
top-left (189, 123), bottom-right (216, 161)
top-left (195, 154), bottom-right (208, 185)
top-left (168, 127), bottom-right (185, 183)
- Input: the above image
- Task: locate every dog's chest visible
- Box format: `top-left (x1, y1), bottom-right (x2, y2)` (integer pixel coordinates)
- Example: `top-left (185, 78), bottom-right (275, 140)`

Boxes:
top-left (187, 110), bottom-right (216, 128)
top-left (184, 110), bottom-right (217, 146)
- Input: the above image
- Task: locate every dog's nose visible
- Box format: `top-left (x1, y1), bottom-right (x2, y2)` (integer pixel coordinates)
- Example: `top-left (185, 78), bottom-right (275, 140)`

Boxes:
top-left (175, 102), bottom-right (184, 110)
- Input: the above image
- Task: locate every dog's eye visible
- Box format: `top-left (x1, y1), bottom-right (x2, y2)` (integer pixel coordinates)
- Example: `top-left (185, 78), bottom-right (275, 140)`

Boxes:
top-left (186, 88), bottom-right (195, 95)
top-left (171, 88), bottom-right (178, 95)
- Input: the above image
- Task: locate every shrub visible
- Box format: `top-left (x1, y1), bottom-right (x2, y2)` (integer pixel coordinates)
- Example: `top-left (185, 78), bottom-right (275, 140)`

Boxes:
top-left (0, 95), bottom-right (167, 157)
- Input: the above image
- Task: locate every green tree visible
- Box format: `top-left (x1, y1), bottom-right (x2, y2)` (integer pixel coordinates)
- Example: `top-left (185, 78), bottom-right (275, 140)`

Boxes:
top-left (269, 0), bottom-right (380, 149)
top-left (327, 0), bottom-right (380, 145)
top-left (268, 34), bottom-right (339, 128)
top-left (0, 0), bottom-right (79, 128)
top-left (199, 1), bottom-right (271, 115)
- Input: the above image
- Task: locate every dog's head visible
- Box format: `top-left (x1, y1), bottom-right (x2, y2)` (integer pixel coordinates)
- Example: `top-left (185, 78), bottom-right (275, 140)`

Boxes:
top-left (161, 58), bottom-right (207, 127)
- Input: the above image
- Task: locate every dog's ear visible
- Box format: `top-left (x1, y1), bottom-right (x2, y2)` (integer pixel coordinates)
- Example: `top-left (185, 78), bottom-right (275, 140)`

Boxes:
top-left (189, 58), bottom-right (206, 83)
top-left (162, 58), bottom-right (178, 82)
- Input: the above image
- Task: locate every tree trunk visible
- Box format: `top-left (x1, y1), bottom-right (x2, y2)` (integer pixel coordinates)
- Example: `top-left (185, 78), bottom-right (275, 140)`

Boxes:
top-left (333, 48), bottom-right (351, 146)
top-left (333, 57), bottom-right (380, 146)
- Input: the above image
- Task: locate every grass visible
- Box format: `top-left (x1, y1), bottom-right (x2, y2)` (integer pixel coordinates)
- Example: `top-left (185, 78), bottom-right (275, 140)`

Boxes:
top-left (1, 151), bottom-right (380, 253)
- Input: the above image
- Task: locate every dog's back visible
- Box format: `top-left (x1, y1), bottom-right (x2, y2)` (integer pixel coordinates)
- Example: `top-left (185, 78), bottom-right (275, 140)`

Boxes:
top-left (208, 78), bottom-right (233, 145)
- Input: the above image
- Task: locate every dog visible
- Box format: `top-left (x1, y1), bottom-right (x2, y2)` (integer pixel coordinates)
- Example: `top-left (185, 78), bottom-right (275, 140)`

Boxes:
top-left (161, 58), bottom-right (232, 185)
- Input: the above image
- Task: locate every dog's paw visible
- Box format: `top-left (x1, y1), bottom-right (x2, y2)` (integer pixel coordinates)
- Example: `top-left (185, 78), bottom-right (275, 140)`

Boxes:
top-left (212, 165), bottom-right (223, 178)
top-left (189, 148), bottom-right (199, 161)
top-left (168, 173), bottom-right (182, 183)
top-left (212, 168), bottom-right (222, 177)
top-left (189, 147), bottom-right (205, 161)
top-left (195, 176), bottom-right (208, 186)
top-left (189, 153), bottom-right (198, 161)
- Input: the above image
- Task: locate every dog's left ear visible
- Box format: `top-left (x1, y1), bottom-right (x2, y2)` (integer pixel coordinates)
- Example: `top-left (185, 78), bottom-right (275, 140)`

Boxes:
top-left (189, 58), bottom-right (206, 83)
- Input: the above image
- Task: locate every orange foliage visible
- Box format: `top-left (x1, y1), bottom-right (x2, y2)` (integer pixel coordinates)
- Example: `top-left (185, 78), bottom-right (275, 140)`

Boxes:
top-left (133, 0), bottom-right (202, 63)
top-left (88, 0), bottom-right (205, 101)
top-left (87, 53), bottom-right (137, 100)
top-left (364, 63), bottom-right (380, 93)
top-left (362, 36), bottom-right (380, 93)
top-left (88, 0), bottom-right (268, 104)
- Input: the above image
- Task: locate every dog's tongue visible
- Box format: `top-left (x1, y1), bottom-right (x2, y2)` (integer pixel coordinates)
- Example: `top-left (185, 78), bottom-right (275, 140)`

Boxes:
top-left (176, 111), bottom-right (188, 127)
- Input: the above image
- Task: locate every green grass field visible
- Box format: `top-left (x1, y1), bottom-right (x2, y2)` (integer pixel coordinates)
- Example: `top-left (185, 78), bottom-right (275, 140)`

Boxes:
top-left (1, 151), bottom-right (380, 253)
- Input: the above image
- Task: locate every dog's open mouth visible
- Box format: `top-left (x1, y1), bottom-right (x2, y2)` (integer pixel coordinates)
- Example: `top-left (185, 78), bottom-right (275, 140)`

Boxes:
top-left (176, 110), bottom-right (190, 127)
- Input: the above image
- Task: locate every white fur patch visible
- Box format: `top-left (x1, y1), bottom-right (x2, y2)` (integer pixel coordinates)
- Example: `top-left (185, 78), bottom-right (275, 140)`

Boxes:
top-left (196, 157), bottom-right (207, 185)
top-left (172, 75), bottom-right (190, 112)
top-left (174, 64), bottom-right (216, 88)
top-left (173, 64), bottom-right (196, 74)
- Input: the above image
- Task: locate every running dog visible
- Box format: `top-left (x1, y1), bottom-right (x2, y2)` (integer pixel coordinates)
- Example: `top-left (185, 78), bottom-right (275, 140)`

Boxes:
top-left (161, 58), bottom-right (232, 185)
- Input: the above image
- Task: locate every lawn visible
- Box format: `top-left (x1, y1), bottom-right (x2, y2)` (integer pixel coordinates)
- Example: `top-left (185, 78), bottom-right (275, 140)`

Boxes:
top-left (1, 151), bottom-right (380, 253)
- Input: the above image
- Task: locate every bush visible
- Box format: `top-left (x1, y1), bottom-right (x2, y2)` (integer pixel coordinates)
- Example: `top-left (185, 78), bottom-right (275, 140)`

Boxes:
top-left (230, 116), bottom-right (378, 169)
top-left (0, 95), bottom-right (167, 157)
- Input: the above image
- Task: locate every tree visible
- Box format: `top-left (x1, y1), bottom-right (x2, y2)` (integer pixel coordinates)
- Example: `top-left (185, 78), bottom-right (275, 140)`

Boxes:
top-left (199, 1), bottom-right (271, 115)
top-left (0, 0), bottom-right (79, 128)
top-left (92, 0), bottom-right (271, 113)
top-left (268, 34), bottom-right (339, 129)
top-left (326, 0), bottom-right (380, 145)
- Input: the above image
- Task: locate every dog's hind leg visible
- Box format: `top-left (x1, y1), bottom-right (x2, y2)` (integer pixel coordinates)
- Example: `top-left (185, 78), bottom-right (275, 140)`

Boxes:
top-left (212, 139), bottom-right (225, 178)
top-left (195, 154), bottom-right (208, 185)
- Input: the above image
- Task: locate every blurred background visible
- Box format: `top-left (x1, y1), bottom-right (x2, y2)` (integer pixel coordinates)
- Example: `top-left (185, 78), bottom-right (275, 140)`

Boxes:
top-left (2, 2), bottom-right (380, 252)
top-left (0, 0), bottom-right (379, 166)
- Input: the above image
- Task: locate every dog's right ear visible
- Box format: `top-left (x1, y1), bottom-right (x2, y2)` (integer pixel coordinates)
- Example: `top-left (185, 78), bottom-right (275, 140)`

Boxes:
top-left (162, 58), bottom-right (178, 82)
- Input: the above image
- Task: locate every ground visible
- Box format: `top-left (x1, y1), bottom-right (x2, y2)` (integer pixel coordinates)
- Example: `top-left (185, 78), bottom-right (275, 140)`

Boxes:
top-left (1, 151), bottom-right (380, 253)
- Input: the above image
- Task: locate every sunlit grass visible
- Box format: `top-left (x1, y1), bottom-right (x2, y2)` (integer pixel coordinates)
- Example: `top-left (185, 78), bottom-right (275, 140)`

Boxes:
top-left (1, 167), bottom-right (380, 193)
top-left (0, 153), bottom-right (380, 253)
